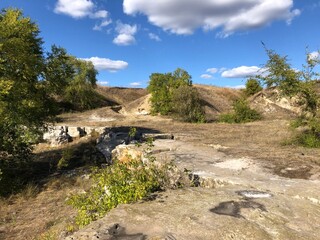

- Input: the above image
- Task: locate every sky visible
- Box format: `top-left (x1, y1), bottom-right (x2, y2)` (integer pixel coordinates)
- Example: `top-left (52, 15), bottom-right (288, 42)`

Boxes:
top-left (1, 0), bottom-right (320, 88)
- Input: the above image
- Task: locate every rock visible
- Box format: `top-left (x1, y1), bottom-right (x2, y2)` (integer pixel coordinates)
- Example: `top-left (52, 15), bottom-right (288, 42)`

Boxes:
top-left (112, 144), bottom-right (143, 164)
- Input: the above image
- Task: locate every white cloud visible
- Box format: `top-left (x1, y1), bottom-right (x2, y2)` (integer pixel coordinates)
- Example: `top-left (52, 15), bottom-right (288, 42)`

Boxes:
top-left (54, 0), bottom-right (110, 28)
top-left (149, 33), bottom-right (161, 41)
top-left (200, 74), bottom-right (213, 79)
top-left (221, 66), bottom-right (262, 78)
top-left (80, 57), bottom-right (128, 72)
top-left (90, 10), bottom-right (108, 19)
top-left (113, 22), bottom-right (137, 46)
top-left (123, 0), bottom-right (300, 36)
top-left (308, 51), bottom-right (320, 61)
top-left (54, 0), bottom-right (94, 18)
top-left (206, 68), bottom-right (218, 74)
top-left (130, 82), bottom-right (142, 87)
top-left (93, 19), bottom-right (112, 31)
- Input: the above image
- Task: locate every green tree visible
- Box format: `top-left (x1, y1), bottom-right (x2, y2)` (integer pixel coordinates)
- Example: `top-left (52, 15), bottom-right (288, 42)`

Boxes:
top-left (0, 8), bottom-right (51, 161)
top-left (63, 57), bottom-right (97, 110)
top-left (244, 78), bottom-right (262, 96)
top-left (44, 45), bottom-right (98, 111)
top-left (172, 85), bottom-right (205, 123)
top-left (147, 68), bottom-right (192, 115)
top-left (44, 45), bottom-right (74, 95)
top-left (259, 45), bottom-right (300, 96)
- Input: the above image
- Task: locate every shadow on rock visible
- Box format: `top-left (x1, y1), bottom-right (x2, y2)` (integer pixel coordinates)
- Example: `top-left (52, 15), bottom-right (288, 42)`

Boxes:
top-left (210, 200), bottom-right (266, 218)
top-left (108, 223), bottom-right (147, 240)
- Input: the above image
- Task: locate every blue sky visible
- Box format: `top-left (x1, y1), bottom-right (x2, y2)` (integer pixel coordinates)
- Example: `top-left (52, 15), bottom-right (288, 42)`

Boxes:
top-left (1, 0), bottom-right (320, 88)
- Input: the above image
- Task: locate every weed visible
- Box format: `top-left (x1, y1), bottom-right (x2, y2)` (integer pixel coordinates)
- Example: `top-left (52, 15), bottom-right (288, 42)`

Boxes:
top-left (19, 183), bottom-right (40, 200)
top-left (57, 148), bottom-right (73, 170)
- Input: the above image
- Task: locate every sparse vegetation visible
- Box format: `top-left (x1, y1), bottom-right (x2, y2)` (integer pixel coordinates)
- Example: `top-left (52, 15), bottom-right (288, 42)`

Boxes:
top-left (67, 155), bottom-right (183, 227)
top-left (219, 98), bottom-right (262, 123)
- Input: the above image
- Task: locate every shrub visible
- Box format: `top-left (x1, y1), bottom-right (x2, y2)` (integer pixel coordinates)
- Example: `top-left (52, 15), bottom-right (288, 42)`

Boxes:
top-left (171, 86), bottom-right (205, 123)
top-left (244, 78), bottom-right (262, 96)
top-left (219, 99), bottom-right (261, 123)
top-left (67, 157), bottom-right (182, 227)
top-left (295, 132), bottom-right (320, 148)
top-left (147, 68), bottom-right (192, 115)
top-left (290, 117), bottom-right (320, 148)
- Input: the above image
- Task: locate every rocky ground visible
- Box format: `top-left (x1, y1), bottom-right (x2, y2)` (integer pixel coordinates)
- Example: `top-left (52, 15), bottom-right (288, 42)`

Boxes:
top-left (65, 125), bottom-right (320, 240)
top-left (1, 85), bottom-right (320, 240)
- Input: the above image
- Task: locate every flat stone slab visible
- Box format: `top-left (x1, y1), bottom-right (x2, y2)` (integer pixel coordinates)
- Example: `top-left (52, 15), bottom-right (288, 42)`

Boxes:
top-left (65, 139), bottom-right (320, 240)
top-left (65, 186), bottom-right (320, 240)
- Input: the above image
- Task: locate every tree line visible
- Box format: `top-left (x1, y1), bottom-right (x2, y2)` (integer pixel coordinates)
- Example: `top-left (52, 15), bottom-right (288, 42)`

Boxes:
top-left (0, 8), bottom-right (98, 185)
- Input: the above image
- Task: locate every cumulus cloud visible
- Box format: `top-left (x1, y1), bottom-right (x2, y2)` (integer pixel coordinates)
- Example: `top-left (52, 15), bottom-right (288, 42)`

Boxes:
top-left (80, 57), bottom-right (128, 72)
top-left (206, 68), bottom-right (218, 74)
top-left (201, 74), bottom-right (213, 79)
top-left (55, 0), bottom-right (109, 19)
top-left (149, 33), bottom-right (161, 41)
top-left (221, 66), bottom-right (262, 78)
top-left (113, 22), bottom-right (137, 46)
top-left (123, 0), bottom-right (300, 36)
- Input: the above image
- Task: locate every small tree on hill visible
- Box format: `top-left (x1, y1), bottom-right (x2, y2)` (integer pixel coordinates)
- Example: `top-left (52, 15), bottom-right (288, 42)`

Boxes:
top-left (259, 45), bottom-right (300, 96)
top-left (244, 78), bottom-right (262, 96)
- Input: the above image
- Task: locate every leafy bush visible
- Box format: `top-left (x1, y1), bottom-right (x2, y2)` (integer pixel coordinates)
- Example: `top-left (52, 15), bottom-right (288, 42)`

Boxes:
top-left (219, 99), bottom-right (262, 123)
top-left (294, 132), bottom-right (320, 148)
top-left (147, 68), bottom-right (192, 115)
top-left (172, 86), bottom-right (205, 123)
top-left (244, 78), bottom-right (262, 96)
top-left (67, 157), bottom-right (181, 227)
top-left (290, 117), bottom-right (320, 148)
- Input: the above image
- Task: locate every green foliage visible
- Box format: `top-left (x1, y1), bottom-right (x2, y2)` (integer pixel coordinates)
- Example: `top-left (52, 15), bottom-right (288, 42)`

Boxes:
top-left (44, 45), bottom-right (74, 95)
top-left (67, 158), bottom-right (174, 227)
top-left (171, 85), bottom-right (205, 123)
top-left (147, 68), bottom-right (192, 115)
top-left (128, 127), bottom-right (137, 138)
top-left (244, 78), bottom-right (263, 96)
top-left (57, 148), bottom-right (74, 170)
top-left (63, 58), bottom-right (97, 110)
top-left (219, 99), bottom-right (262, 123)
top-left (44, 46), bottom-right (98, 111)
top-left (290, 117), bottom-right (320, 148)
top-left (0, 8), bottom-right (99, 196)
top-left (294, 132), bottom-right (320, 148)
top-left (258, 45), bottom-right (300, 96)
top-left (0, 9), bottom-right (54, 186)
